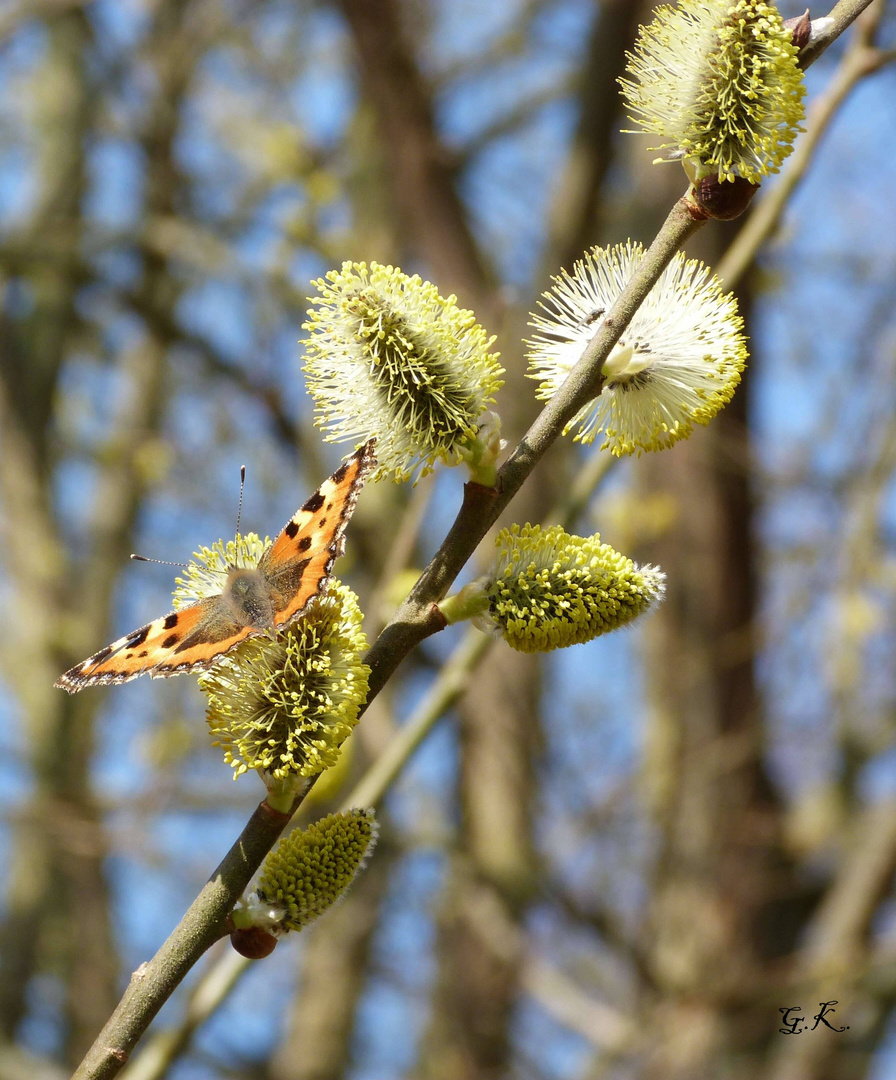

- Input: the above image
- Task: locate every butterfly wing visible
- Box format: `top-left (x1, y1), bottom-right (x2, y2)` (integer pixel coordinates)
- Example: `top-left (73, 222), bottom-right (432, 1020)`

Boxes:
top-left (54, 598), bottom-right (253, 692)
top-left (260, 439), bottom-right (376, 628)
top-left (55, 439), bottom-right (376, 693)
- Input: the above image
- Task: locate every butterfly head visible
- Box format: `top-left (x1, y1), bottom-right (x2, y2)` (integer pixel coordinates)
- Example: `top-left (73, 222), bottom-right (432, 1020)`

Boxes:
top-left (173, 533), bottom-right (270, 609)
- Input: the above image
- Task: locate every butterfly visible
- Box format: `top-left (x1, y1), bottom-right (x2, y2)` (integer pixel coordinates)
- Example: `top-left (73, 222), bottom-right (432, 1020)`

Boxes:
top-left (55, 440), bottom-right (376, 693)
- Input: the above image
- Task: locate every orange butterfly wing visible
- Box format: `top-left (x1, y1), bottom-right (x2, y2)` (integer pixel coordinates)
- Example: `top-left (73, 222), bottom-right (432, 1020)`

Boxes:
top-left (53, 599), bottom-right (255, 692)
top-left (261, 439), bottom-right (376, 628)
top-left (55, 439), bottom-right (376, 693)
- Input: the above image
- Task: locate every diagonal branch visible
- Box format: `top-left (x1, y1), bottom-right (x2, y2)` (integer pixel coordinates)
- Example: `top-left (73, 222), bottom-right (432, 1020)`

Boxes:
top-left (717, 1), bottom-right (894, 288)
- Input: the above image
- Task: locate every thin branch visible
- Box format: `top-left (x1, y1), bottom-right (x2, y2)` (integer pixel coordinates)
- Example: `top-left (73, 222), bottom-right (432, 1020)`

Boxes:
top-left (114, 947), bottom-right (246, 1080)
top-left (522, 956), bottom-right (635, 1053)
top-left (361, 196), bottom-right (702, 700)
top-left (66, 193), bottom-right (754, 1080)
top-left (799, 0), bottom-right (879, 67)
top-left (115, 444), bottom-right (620, 1080)
top-left (717, 1), bottom-right (894, 288)
top-left (72, 801), bottom-right (294, 1080)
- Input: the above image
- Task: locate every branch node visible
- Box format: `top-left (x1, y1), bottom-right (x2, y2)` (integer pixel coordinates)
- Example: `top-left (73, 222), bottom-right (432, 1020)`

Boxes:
top-left (464, 478), bottom-right (502, 499)
top-left (258, 799), bottom-right (293, 824)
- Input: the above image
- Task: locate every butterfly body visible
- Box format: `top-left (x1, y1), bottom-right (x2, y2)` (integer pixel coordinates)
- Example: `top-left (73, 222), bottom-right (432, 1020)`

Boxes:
top-left (224, 567), bottom-right (278, 628)
top-left (55, 441), bottom-right (375, 693)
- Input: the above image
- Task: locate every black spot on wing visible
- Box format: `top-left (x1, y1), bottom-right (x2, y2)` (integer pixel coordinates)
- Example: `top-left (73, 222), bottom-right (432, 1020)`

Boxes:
top-left (331, 462), bottom-right (349, 483)
top-left (298, 536), bottom-right (312, 551)
top-left (284, 520), bottom-right (300, 539)
top-left (302, 491), bottom-right (325, 513)
top-left (267, 557), bottom-right (312, 603)
top-left (127, 626), bottom-right (151, 648)
top-left (91, 645), bottom-right (113, 665)
top-left (170, 609), bottom-right (245, 653)
top-left (138, 650), bottom-right (148, 657)
top-left (162, 634), bottom-right (179, 649)
top-left (164, 613), bottom-right (179, 629)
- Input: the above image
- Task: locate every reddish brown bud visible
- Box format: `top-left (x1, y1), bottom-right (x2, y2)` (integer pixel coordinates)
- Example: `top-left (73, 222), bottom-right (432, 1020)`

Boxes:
top-left (230, 927), bottom-right (278, 959)
top-left (784, 10), bottom-right (811, 51)
top-left (689, 175), bottom-right (759, 221)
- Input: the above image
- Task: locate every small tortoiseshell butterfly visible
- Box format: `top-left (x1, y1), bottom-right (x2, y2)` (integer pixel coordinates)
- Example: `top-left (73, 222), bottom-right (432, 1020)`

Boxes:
top-left (55, 440), bottom-right (376, 693)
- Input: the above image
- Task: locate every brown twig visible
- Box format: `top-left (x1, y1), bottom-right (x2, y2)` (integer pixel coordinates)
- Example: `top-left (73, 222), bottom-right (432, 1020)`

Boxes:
top-left (717, 1), bottom-right (893, 288)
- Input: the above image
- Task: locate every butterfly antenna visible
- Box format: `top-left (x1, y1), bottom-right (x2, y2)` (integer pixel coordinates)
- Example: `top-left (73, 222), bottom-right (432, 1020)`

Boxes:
top-left (235, 465), bottom-right (247, 540)
top-left (130, 554), bottom-right (191, 567)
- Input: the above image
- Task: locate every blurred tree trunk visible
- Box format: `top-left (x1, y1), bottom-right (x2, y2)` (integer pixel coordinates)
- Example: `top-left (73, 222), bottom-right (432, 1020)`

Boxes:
top-left (638, 267), bottom-right (809, 1076)
top-left (341, 3), bottom-right (530, 1075)
top-left (0, 0), bottom-right (199, 1062)
top-left (0, 8), bottom-right (118, 1053)
top-left (421, 645), bottom-right (540, 1080)
top-left (342, 2), bottom-right (645, 1074)
top-left (546, 0), bottom-right (643, 273)
top-left (338, 0), bottom-right (492, 310)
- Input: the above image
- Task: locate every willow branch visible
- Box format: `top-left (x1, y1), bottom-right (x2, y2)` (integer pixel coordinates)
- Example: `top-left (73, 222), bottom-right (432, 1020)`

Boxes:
top-left (77, 195), bottom-right (700, 1080)
top-left (717, 1), bottom-right (893, 288)
top-left (117, 444), bottom-right (620, 1080)
top-left (115, 948), bottom-right (247, 1080)
top-left (362, 196), bottom-right (703, 699)
top-left (72, 801), bottom-right (293, 1080)
top-left (799, 0), bottom-right (879, 67)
